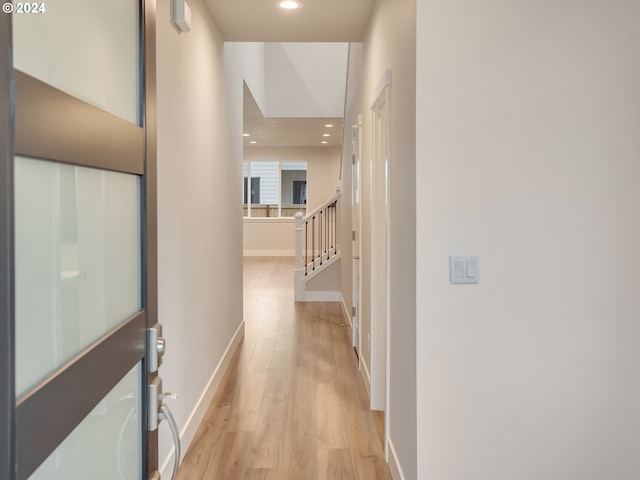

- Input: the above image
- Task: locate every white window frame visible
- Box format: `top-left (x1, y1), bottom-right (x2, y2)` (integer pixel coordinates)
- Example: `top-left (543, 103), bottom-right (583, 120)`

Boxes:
top-left (243, 160), bottom-right (307, 219)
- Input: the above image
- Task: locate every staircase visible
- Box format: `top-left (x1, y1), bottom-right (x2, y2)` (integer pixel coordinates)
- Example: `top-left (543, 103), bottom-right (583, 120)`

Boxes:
top-left (294, 193), bottom-right (342, 302)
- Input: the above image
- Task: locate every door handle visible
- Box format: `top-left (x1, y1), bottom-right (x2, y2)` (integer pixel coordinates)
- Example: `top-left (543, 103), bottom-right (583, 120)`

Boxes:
top-left (148, 324), bottom-right (166, 373)
top-left (148, 378), bottom-right (181, 480)
top-left (157, 337), bottom-right (166, 356)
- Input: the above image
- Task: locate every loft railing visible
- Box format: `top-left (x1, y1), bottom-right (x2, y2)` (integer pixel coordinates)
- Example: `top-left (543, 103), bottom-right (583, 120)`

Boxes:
top-left (294, 193), bottom-right (340, 301)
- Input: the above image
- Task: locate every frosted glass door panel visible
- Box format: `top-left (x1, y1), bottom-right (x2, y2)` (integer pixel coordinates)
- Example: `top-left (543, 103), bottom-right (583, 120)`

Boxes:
top-left (13, 0), bottom-right (139, 125)
top-left (28, 363), bottom-right (142, 480)
top-left (14, 157), bottom-right (141, 396)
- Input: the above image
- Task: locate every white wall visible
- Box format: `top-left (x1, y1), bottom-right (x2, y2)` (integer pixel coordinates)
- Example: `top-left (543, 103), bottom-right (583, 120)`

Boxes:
top-left (264, 43), bottom-right (349, 118)
top-left (416, 1), bottom-right (640, 478)
top-left (234, 42), bottom-right (348, 119)
top-left (243, 146), bottom-right (341, 255)
top-left (306, 260), bottom-right (342, 294)
top-left (341, 0), bottom-right (417, 477)
top-left (230, 42), bottom-right (267, 114)
top-left (156, 0), bottom-right (243, 472)
top-left (243, 219), bottom-right (296, 256)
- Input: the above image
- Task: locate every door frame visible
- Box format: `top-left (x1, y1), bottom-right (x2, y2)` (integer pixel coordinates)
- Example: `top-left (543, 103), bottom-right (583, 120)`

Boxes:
top-left (0, 10), bottom-right (15, 480)
top-left (0, 0), bottom-right (159, 476)
top-left (369, 69), bottom-right (391, 457)
top-left (351, 115), bottom-right (363, 360)
top-left (143, 0), bottom-right (159, 475)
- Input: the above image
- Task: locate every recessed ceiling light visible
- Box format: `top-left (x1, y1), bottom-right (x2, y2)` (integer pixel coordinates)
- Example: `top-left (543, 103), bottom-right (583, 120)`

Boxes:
top-left (324, 124), bottom-right (334, 128)
top-left (276, 0), bottom-right (302, 10)
top-left (250, 141), bottom-right (257, 144)
top-left (321, 141), bottom-right (328, 144)
top-left (243, 133), bottom-right (250, 137)
top-left (323, 133), bottom-right (330, 137)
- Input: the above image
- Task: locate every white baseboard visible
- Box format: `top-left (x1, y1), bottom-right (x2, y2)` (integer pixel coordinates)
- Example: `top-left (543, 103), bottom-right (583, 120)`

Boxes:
top-left (243, 249), bottom-right (294, 257)
top-left (360, 355), bottom-right (371, 400)
top-left (340, 294), bottom-right (352, 329)
top-left (303, 290), bottom-right (342, 302)
top-left (160, 321), bottom-right (245, 477)
top-left (388, 438), bottom-right (406, 480)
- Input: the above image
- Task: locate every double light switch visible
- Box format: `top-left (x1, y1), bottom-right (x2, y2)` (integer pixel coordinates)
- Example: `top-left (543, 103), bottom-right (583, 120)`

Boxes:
top-left (450, 256), bottom-right (479, 284)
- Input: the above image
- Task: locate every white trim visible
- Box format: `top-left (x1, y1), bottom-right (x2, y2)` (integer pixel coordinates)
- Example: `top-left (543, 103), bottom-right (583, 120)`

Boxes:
top-left (352, 116), bottom-right (363, 354)
top-left (360, 355), bottom-right (372, 400)
top-left (160, 321), bottom-right (245, 478)
top-left (369, 68), bottom-right (392, 460)
top-left (388, 438), bottom-right (406, 480)
top-left (370, 68), bottom-right (392, 110)
top-left (369, 75), bottom-right (388, 411)
top-left (340, 294), bottom-right (352, 329)
top-left (243, 249), bottom-right (295, 257)
top-left (296, 254), bottom-right (341, 302)
top-left (301, 251), bottom-right (341, 283)
top-left (278, 161), bottom-right (282, 217)
top-left (303, 290), bottom-right (341, 302)
top-left (384, 74), bottom-right (392, 466)
top-left (302, 192), bottom-right (341, 222)
top-left (243, 217), bottom-right (297, 224)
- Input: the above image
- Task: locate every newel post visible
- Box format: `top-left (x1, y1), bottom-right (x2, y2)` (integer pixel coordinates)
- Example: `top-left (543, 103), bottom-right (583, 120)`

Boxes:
top-left (294, 211), bottom-right (304, 301)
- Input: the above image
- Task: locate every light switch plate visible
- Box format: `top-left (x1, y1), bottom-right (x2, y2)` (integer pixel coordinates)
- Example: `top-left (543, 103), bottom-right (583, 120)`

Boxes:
top-left (450, 256), bottom-right (479, 284)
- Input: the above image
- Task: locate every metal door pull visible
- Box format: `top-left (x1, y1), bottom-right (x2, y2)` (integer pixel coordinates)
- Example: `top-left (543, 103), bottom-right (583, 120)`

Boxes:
top-left (159, 401), bottom-right (180, 480)
top-left (148, 324), bottom-right (166, 373)
top-left (148, 378), bottom-right (181, 480)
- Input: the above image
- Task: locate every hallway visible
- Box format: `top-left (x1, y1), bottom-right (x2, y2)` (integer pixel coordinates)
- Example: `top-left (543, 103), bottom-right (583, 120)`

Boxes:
top-left (176, 257), bottom-right (391, 479)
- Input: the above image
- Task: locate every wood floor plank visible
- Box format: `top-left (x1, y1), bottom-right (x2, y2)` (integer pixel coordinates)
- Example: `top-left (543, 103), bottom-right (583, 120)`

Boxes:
top-left (248, 392), bottom-right (288, 469)
top-left (281, 417), bottom-right (317, 479)
top-left (225, 371), bottom-right (268, 432)
top-left (212, 431), bottom-right (253, 479)
top-left (176, 257), bottom-right (391, 480)
top-left (293, 319), bottom-right (314, 369)
top-left (244, 467), bottom-right (281, 480)
top-left (176, 430), bottom-right (252, 480)
top-left (346, 410), bottom-right (393, 480)
top-left (263, 350), bottom-right (293, 396)
top-left (313, 320), bottom-right (337, 384)
top-left (288, 365), bottom-right (315, 421)
top-left (174, 403), bottom-right (231, 479)
top-left (274, 321), bottom-right (296, 353)
top-left (318, 448), bottom-right (357, 480)
top-left (330, 323), bottom-right (370, 412)
top-left (373, 409), bottom-right (386, 449)
top-left (315, 382), bottom-right (349, 449)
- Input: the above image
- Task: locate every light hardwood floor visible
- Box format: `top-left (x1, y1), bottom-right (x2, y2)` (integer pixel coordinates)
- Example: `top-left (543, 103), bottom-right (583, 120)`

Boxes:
top-left (176, 256), bottom-right (391, 479)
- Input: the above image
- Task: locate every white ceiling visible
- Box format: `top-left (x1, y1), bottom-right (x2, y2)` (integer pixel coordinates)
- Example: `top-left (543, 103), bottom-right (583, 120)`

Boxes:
top-left (243, 83), bottom-right (343, 148)
top-left (206, 1), bottom-right (369, 149)
top-left (204, 0), bottom-right (376, 42)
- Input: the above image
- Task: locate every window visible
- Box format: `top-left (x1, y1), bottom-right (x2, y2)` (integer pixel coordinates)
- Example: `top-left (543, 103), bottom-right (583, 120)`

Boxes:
top-left (280, 162), bottom-right (307, 216)
top-left (243, 161), bottom-right (307, 217)
top-left (243, 177), bottom-right (260, 205)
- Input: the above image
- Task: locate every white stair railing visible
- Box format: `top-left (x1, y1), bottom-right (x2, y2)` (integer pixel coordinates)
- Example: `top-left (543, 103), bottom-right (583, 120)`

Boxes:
top-left (295, 193), bottom-right (341, 301)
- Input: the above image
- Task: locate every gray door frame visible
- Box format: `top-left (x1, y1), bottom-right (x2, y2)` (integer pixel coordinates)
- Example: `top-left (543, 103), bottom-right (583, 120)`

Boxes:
top-left (0, 9), bottom-right (15, 480)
